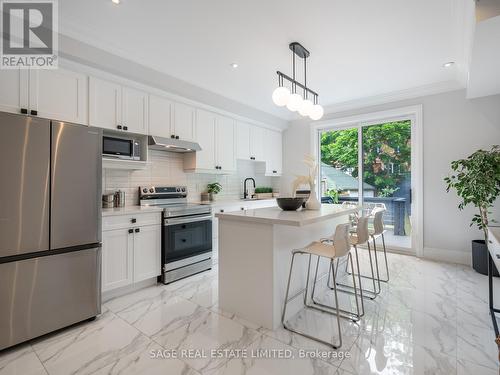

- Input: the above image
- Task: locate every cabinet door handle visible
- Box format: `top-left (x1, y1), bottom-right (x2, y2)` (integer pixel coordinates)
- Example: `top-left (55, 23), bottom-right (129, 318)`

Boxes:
top-left (220, 209), bottom-right (224, 213)
top-left (123, 126), bottom-right (128, 131)
top-left (128, 229), bottom-right (133, 234)
top-left (117, 125), bottom-right (122, 130)
top-left (131, 218), bottom-right (137, 223)
top-left (175, 135), bottom-right (180, 139)
top-left (181, 239), bottom-right (186, 242)
top-left (30, 110), bottom-right (38, 116)
top-left (171, 135), bottom-right (175, 139)
top-left (135, 228), bottom-right (140, 233)
top-left (250, 156), bottom-right (255, 160)
top-left (273, 170), bottom-right (277, 174)
top-left (181, 224), bottom-right (186, 229)
top-left (20, 108), bottom-right (28, 114)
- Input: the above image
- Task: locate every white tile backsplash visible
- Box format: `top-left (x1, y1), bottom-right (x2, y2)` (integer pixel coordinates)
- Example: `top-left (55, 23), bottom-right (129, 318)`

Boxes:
top-left (103, 151), bottom-right (280, 206)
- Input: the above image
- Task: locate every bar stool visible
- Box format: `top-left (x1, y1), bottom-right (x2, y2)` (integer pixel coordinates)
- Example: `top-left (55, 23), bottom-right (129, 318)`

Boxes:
top-left (334, 216), bottom-right (381, 300)
top-left (370, 208), bottom-right (389, 282)
top-left (281, 222), bottom-right (354, 349)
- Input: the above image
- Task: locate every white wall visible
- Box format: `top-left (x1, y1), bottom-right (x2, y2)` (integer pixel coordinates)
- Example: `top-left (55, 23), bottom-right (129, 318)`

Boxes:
top-left (282, 89), bottom-right (500, 264)
top-left (467, 15), bottom-right (500, 98)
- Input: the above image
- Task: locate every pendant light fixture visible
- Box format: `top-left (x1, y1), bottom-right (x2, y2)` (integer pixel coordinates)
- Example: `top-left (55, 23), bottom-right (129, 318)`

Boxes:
top-left (272, 42), bottom-right (323, 120)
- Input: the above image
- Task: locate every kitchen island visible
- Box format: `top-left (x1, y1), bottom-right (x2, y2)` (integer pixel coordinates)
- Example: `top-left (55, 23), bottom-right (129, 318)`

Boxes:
top-left (215, 204), bottom-right (358, 330)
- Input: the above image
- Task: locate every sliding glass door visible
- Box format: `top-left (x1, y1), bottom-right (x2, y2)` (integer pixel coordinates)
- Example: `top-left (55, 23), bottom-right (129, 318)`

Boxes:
top-left (320, 119), bottom-right (413, 251)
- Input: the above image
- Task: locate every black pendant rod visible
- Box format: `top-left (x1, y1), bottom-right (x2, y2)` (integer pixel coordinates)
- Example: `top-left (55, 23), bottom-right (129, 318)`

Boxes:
top-left (292, 44), bottom-right (296, 93)
top-left (304, 56), bottom-right (307, 99)
top-left (276, 71), bottom-right (318, 97)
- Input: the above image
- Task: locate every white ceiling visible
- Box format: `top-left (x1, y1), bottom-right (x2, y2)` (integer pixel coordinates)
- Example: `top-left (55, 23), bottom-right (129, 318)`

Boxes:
top-left (59, 0), bottom-right (473, 120)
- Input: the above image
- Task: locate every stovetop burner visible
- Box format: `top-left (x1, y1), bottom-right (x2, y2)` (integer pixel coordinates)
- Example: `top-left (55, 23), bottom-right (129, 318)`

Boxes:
top-left (138, 186), bottom-right (211, 217)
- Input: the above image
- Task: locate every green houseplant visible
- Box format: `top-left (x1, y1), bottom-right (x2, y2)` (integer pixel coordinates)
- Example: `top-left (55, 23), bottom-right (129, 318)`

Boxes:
top-left (444, 145), bottom-right (500, 275)
top-left (254, 187), bottom-right (273, 199)
top-left (207, 182), bottom-right (222, 201)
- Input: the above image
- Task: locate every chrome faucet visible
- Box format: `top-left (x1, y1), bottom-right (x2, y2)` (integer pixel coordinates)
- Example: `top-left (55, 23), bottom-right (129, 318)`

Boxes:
top-left (243, 178), bottom-right (256, 199)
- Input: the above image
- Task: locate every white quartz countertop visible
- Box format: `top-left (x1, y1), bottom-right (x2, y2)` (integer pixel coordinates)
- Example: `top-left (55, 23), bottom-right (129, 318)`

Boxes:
top-left (215, 204), bottom-right (358, 227)
top-left (102, 206), bottom-right (163, 217)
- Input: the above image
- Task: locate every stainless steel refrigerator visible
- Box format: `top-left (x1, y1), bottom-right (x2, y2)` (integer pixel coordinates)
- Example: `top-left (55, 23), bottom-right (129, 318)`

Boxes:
top-left (0, 112), bottom-right (102, 351)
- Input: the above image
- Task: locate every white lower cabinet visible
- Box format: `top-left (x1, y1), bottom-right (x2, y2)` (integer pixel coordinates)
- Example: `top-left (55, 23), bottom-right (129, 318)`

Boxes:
top-left (102, 228), bottom-right (134, 292)
top-left (133, 224), bottom-right (161, 283)
top-left (102, 212), bottom-right (161, 292)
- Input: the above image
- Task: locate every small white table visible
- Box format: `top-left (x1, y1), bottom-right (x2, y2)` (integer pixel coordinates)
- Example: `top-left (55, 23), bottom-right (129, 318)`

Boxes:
top-left (216, 204), bottom-right (357, 330)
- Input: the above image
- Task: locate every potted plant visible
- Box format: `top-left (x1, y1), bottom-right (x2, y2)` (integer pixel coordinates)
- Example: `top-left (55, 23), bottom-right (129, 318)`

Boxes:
top-left (207, 182), bottom-right (222, 201)
top-left (254, 187), bottom-right (273, 199)
top-left (444, 145), bottom-right (500, 275)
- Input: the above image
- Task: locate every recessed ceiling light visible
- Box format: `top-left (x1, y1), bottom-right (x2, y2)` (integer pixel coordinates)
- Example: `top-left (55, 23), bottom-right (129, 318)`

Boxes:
top-left (230, 63), bottom-right (238, 69)
top-left (443, 61), bottom-right (455, 68)
top-left (111, 0), bottom-right (120, 4)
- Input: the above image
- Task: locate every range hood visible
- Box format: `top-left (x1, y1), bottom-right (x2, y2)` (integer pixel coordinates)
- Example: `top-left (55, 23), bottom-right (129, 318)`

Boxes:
top-left (148, 136), bottom-right (201, 153)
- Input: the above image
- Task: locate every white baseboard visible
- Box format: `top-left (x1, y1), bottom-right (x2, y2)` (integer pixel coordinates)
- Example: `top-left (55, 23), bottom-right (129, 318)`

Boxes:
top-left (422, 247), bottom-right (471, 266)
top-left (102, 277), bottom-right (158, 303)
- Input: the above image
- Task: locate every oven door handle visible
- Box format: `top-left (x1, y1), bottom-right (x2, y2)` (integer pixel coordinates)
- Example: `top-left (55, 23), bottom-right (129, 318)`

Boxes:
top-left (164, 215), bottom-right (212, 226)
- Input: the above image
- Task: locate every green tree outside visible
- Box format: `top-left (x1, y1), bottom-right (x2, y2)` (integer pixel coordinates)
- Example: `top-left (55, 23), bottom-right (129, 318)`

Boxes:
top-left (320, 121), bottom-right (411, 196)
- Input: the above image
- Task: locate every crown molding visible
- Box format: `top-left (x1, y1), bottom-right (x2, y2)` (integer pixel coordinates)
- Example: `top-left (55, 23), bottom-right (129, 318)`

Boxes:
top-left (321, 80), bottom-right (464, 115)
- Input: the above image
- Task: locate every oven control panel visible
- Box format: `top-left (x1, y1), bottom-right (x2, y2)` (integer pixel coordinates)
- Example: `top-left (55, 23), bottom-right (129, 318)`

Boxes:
top-left (139, 186), bottom-right (187, 199)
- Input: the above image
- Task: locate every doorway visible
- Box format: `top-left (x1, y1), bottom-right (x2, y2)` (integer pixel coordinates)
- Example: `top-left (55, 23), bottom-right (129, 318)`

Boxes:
top-left (312, 106), bottom-right (423, 255)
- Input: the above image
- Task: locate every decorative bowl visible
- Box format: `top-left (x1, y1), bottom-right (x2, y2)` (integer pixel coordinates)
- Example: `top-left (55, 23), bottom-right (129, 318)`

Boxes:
top-left (276, 197), bottom-right (305, 211)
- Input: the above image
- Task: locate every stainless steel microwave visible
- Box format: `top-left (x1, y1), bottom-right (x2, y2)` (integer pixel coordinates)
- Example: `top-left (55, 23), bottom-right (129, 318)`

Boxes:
top-left (102, 136), bottom-right (140, 160)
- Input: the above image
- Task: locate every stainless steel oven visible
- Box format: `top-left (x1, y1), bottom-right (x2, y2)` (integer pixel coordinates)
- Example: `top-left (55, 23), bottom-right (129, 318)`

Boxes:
top-left (163, 213), bottom-right (212, 263)
top-left (139, 186), bottom-right (213, 284)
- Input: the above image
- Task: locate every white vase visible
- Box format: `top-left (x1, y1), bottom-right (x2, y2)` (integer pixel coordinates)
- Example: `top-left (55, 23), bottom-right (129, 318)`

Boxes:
top-left (306, 183), bottom-right (321, 210)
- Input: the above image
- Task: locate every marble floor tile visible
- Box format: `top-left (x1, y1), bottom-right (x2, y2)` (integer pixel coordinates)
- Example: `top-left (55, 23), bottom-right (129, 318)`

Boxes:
top-left (338, 332), bottom-right (415, 375)
top-left (31, 311), bottom-right (153, 375)
top-left (3, 252), bottom-right (500, 375)
top-left (457, 322), bottom-right (499, 370)
top-left (94, 341), bottom-right (200, 375)
top-left (202, 335), bottom-right (340, 375)
top-left (177, 277), bottom-right (219, 310)
top-left (152, 309), bottom-right (261, 373)
top-left (127, 294), bottom-right (205, 338)
top-left (409, 310), bottom-right (457, 357)
top-left (104, 285), bottom-right (174, 324)
top-left (0, 345), bottom-right (47, 375)
top-left (457, 358), bottom-right (499, 375)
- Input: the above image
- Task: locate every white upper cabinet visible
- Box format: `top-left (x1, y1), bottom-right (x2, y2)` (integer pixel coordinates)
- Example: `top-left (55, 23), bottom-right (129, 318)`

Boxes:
top-left (216, 115), bottom-right (236, 172)
top-left (122, 86), bottom-right (148, 134)
top-left (89, 76), bottom-right (149, 135)
top-left (29, 68), bottom-right (88, 124)
top-left (0, 69), bottom-right (28, 115)
top-left (264, 129), bottom-right (283, 176)
top-left (236, 121), bottom-right (251, 160)
top-left (172, 102), bottom-right (195, 141)
top-left (0, 68), bottom-right (86, 124)
top-left (249, 125), bottom-right (265, 161)
top-left (89, 77), bottom-right (122, 131)
top-left (184, 110), bottom-right (236, 174)
top-left (148, 94), bottom-right (172, 138)
top-left (191, 109), bottom-right (216, 171)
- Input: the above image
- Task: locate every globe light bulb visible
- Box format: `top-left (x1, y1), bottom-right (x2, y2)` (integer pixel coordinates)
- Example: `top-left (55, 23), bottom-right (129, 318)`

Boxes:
top-left (272, 86), bottom-right (290, 107)
top-left (309, 104), bottom-right (324, 120)
top-left (286, 93), bottom-right (303, 112)
top-left (298, 99), bottom-right (313, 116)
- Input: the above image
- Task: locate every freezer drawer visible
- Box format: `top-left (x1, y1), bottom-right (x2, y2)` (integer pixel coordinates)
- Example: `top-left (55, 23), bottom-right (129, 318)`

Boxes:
top-left (0, 247), bottom-right (101, 350)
